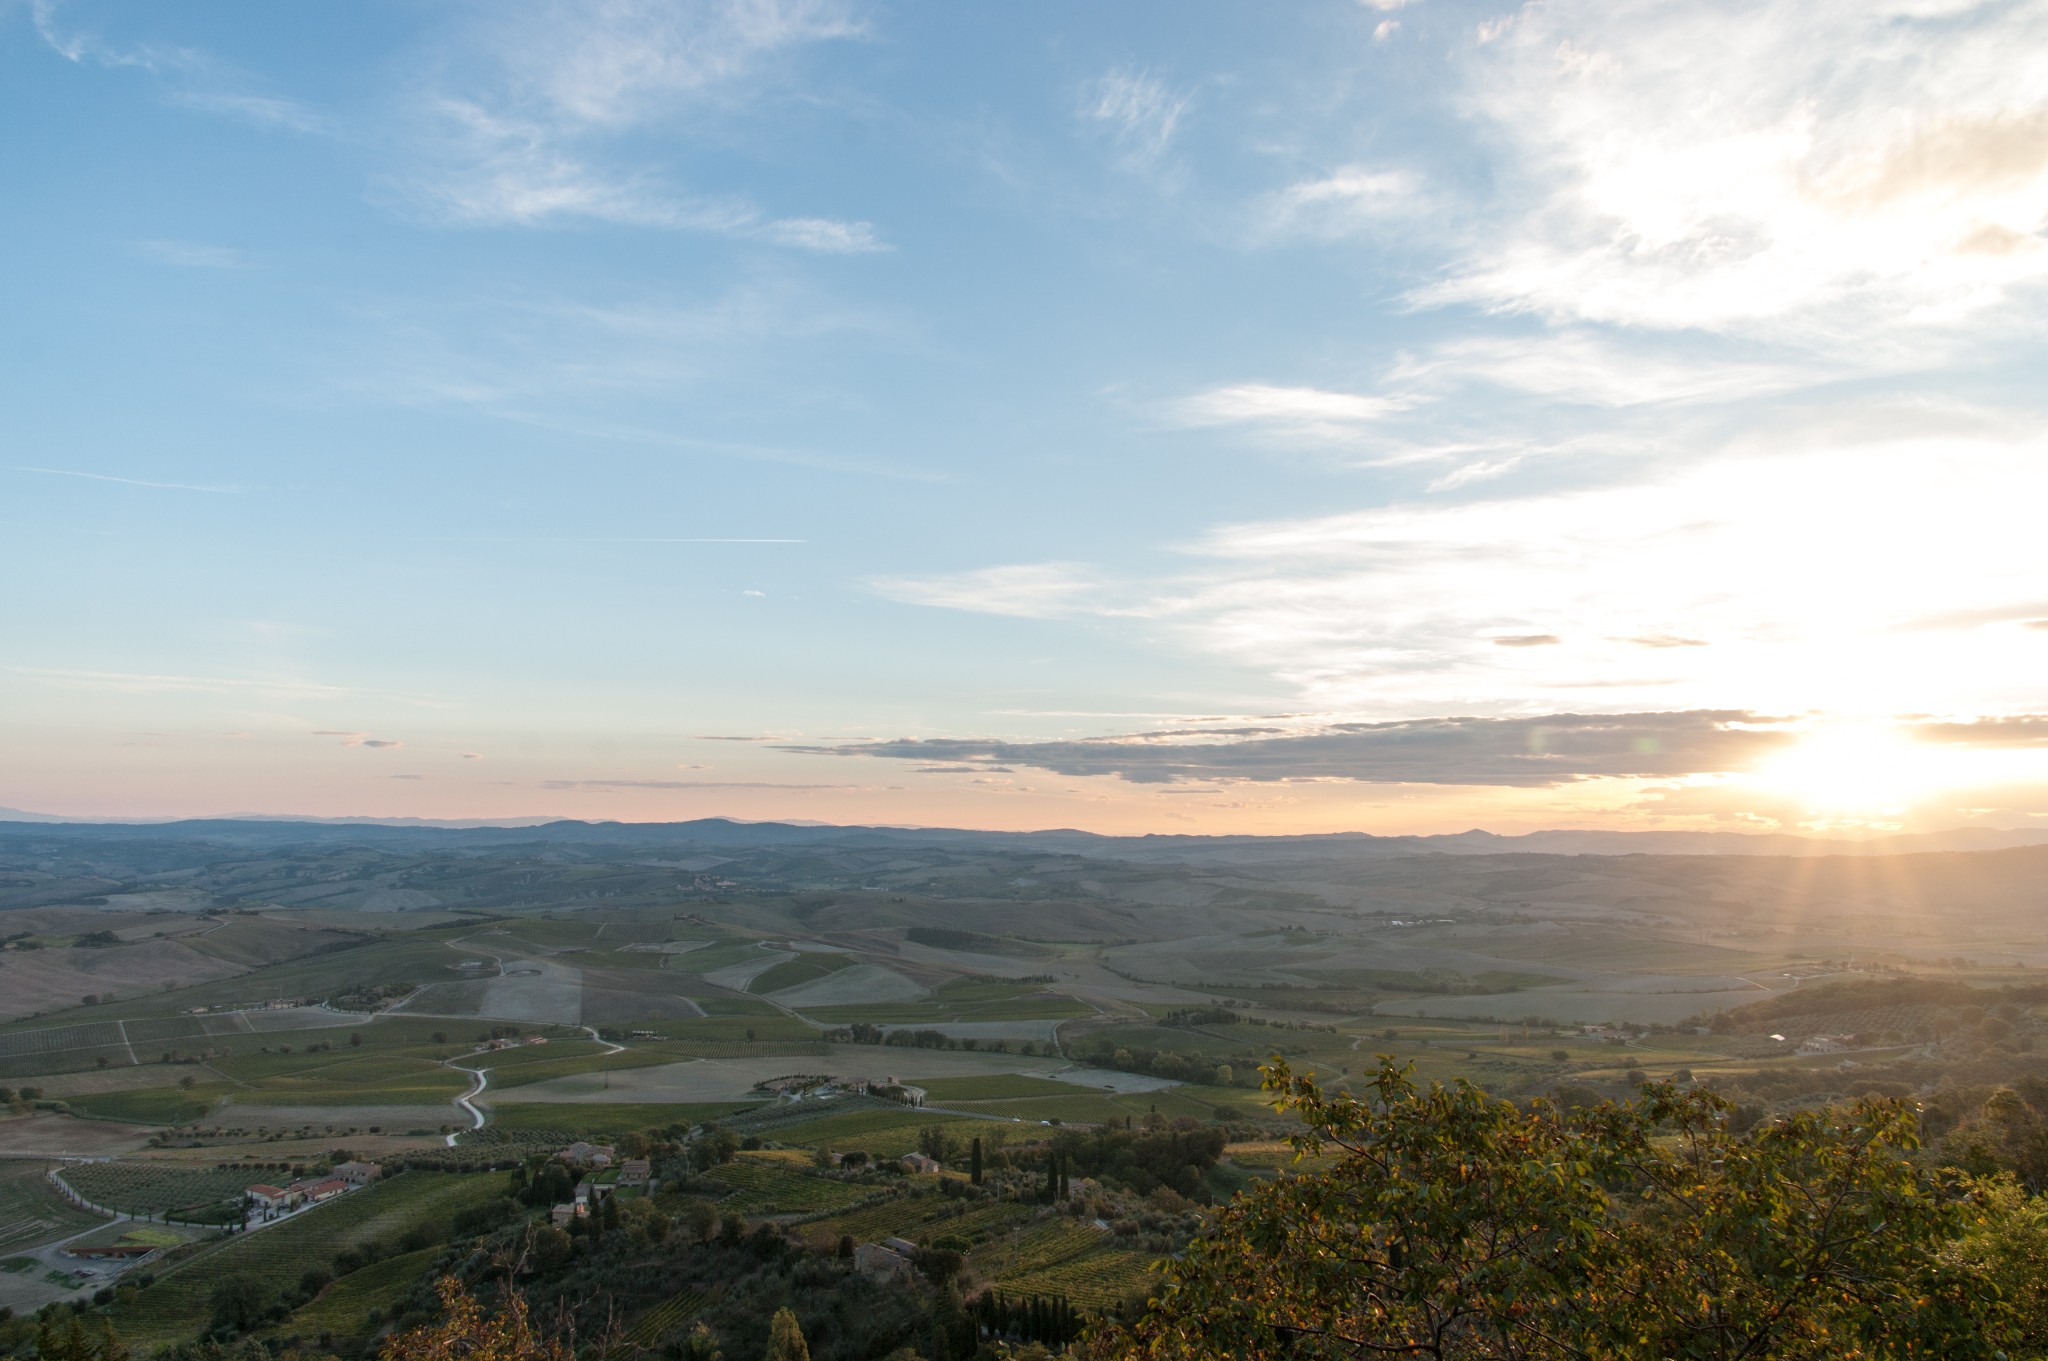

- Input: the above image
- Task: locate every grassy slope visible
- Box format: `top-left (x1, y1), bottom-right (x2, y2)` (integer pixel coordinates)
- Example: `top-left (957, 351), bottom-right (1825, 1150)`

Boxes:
top-left (108, 1171), bottom-right (506, 1344)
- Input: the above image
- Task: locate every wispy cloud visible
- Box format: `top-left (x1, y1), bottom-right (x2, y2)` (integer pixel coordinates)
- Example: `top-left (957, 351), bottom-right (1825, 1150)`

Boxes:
top-left (8, 667), bottom-right (353, 698)
top-left (540, 779), bottom-right (864, 791)
top-left (313, 731), bottom-right (403, 749)
top-left (1258, 165), bottom-right (1422, 240)
top-left (397, 0), bottom-right (875, 248)
top-left (132, 240), bottom-right (251, 270)
top-left (1081, 67), bottom-right (1192, 167)
top-left (871, 563), bottom-right (1116, 621)
top-left (9, 466), bottom-right (241, 493)
top-left (1171, 383), bottom-right (1408, 441)
top-left (33, 2), bottom-right (329, 133)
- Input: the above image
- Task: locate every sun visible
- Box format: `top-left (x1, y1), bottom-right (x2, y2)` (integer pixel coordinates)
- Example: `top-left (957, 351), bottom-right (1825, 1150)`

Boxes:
top-left (1749, 723), bottom-right (1952, 817)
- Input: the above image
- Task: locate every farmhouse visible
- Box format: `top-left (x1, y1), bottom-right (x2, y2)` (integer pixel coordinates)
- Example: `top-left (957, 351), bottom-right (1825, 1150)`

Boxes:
top-left (618, 1158), bottom-right (651, 1186)
top-left (292, 1177), bottom-right (348, 1203)
top-left (855, 1242), bottom-right (913, 1280)
top-left (331, 1160), bottom-right (382, 1186)
top-left (899, 1152), bottom-right (940, 1174)
top-left (550, 1202), bottom-right (586, 1227)
top-left (245, 1184), bottom-right (294, 1211)
top-left (556, 1141), bottom-right (615, 1167)
top-left (1797, 1035), bottom-right (1855, 1056)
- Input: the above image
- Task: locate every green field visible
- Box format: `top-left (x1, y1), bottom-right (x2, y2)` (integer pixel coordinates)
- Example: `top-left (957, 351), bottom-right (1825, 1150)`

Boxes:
top-left (918, 1075), bottom-right (1082, 1101)
top-left (748, 953), bottom-right (857, 994)
top-left (803, 978), bottom-right (1090, 1026)
top-left (700, 1156), bottom-right (870, 1214)
top-left (484, 1102), bottom-right (756, 1136)
top-left (0, 1160), bottom-right (101, 1252)
top-left (64, 1083), bottom-right (236, 1125)
top-left (210, 1051), bottom-right (472, 1107)
top-left (106, 1171), bottom-right (507, 1344)
top-left (756, 1106), bottom-right (1003, 1154)
top-left (285, 1245), bottom-right (442, 1339)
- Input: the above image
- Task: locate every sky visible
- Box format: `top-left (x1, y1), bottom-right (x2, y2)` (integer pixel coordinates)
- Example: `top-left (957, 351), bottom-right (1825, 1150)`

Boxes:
top-left (5, 0), bottom-right (2048, 836)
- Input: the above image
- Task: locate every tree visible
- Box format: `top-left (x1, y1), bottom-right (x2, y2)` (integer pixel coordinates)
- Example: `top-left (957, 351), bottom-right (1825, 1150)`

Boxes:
top-left (763, 1307), bottom-right (809, 1361)
top-left (1085, 1058), bottom-right (2002, 1361)
top-left (381, 1278), bottom-right (568, 1361)
top-left (970, 1136), bottom-right (983, 1186)
top-left (208, 1275), bottom-right (270, 1336)
top-left (1947, 1086), bottom-right (2048, 1191)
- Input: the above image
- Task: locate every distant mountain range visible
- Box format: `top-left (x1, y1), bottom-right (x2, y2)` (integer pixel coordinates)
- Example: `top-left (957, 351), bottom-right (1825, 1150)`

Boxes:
top-left (3, 809), bottom-right (2046, 859)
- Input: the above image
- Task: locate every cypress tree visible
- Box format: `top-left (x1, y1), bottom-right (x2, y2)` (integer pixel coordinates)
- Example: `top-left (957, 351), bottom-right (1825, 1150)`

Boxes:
top-left (969, 1136), bottom-right (982, 1185)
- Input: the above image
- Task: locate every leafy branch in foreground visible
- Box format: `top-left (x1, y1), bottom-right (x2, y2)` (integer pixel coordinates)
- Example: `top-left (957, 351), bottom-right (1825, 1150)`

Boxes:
top-left (1087, 1059), bottom-right (2004, 1361)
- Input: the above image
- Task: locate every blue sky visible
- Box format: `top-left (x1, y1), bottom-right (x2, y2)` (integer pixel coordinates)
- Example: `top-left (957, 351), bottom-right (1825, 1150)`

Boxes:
top-left (6, 0), bottom-right (2048, 834)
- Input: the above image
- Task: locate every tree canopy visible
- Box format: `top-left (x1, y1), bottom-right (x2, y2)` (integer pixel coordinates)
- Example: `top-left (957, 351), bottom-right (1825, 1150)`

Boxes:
top-left (1088, 1059), bottom-right (2007, 1361)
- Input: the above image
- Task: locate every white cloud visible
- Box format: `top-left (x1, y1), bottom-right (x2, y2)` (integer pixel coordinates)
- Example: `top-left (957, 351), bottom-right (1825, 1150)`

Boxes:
top-left (884, 428), bottom-right (2048, 723)
top-left (1383, 331), bottom-right (1827, 409)
top-left (1431, 0), bottom-right (2048, 334)
top-left (758, 217), bottom-right (888, 253)
top-left (1260, 165), bottom-right (1422, 239)
top-left (1081, 67), bottom-right (1192, 165)
top-left (871, 563), bottom-right (1115, 620)
top-left (1172, 383), bottom-right (1408, 441)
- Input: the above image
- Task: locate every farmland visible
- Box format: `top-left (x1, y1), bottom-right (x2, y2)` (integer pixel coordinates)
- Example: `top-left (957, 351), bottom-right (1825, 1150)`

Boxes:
top-left (59, 1163), bottom-right (251, 1218)
top-left (0, 1161), bottom-right (99, 1252)
top-left (0, 817), bottom-right (2045, 1350)
top-left (105, 1171), bottom-right (507, 1344)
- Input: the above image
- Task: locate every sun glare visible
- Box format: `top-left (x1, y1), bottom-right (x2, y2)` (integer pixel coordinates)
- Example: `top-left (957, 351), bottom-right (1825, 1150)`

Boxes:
top-left (1750, 724), bottom-right (1952, 816)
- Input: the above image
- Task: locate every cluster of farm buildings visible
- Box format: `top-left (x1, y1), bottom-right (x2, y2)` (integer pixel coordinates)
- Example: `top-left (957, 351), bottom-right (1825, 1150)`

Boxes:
top-left (244, 1160), bottom-right (381, 1216)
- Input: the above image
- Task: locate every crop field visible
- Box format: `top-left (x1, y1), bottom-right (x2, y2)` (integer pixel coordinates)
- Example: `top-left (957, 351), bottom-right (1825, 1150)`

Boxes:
top-left (700, 1157), bottom-right (869, 1215)
top-left (61, 1162), bottom-right (252, 1216)
top-left (0, 1160), bottom-right (100, 1252)
top-left (63, 1079), bottom-right (242, 1124)
top-left (485, 1102), bottom-right (755, 1136)
top-left (805, 1193), bottom-right (1034, 1248)
top-left (107, 1171), bottom-right (507, 1343)
top-left (621, 1288), bottom-right (718, 1346)
top-left (969, 1217), bottom-right (1115, 1293)
top-left (747, 953), bottom-right (856, 994)
top-left (286, 1244), bottom-right (441, 1339)
top-left (752, 1107), bottom-right (993, 1154)
top-left (213, 1053), bottom-right (472, 1107)
top-left (803, 979), bottom-right (1091, 1026)
top-left (999, 1244), bottom-right (1158, 1309)
top-left (899, 1075), bottom-right (1079, 1102)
